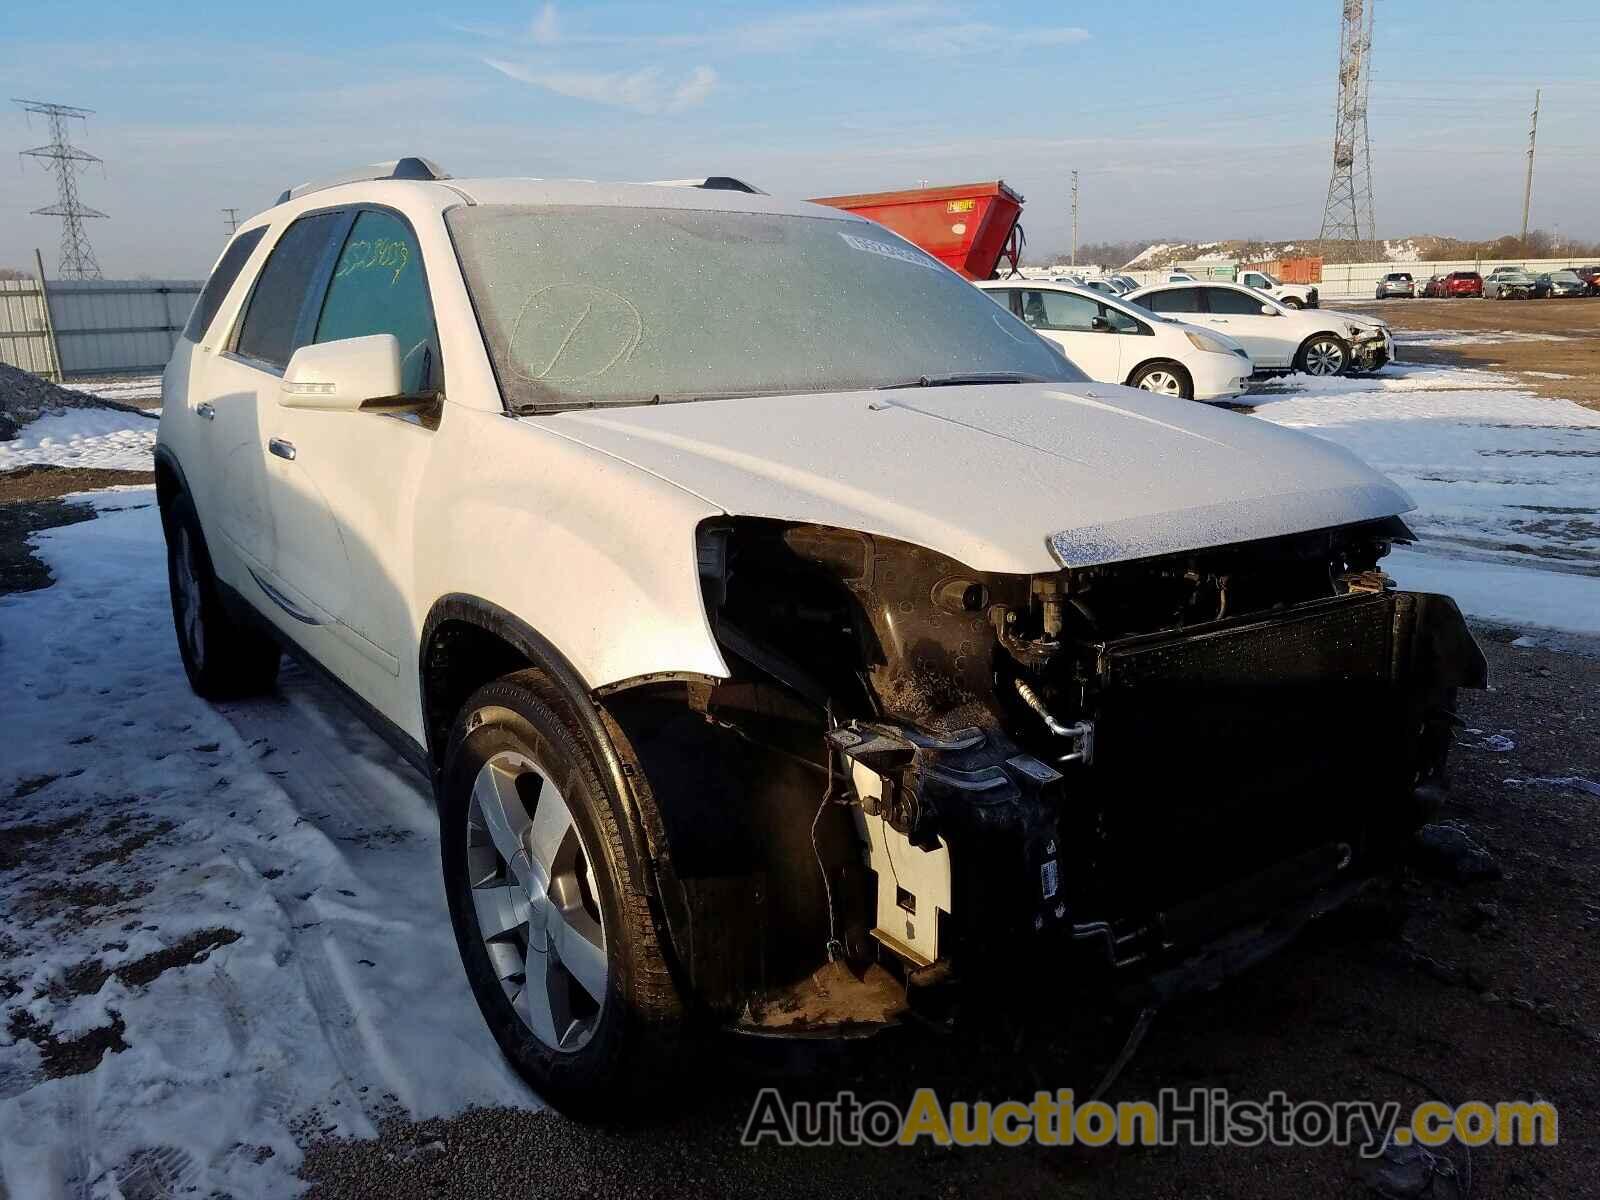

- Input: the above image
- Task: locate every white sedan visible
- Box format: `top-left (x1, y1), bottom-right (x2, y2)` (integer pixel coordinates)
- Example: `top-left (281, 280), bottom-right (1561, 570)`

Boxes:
top-left (977, 280), bottom-right (1254, 401)
top-left (1125, 281), bottom-right (1393, 375)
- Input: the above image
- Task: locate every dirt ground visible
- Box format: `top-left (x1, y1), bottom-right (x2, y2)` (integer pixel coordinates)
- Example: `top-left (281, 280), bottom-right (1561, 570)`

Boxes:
top-left (1352, 295), bottom-right (1600, 410)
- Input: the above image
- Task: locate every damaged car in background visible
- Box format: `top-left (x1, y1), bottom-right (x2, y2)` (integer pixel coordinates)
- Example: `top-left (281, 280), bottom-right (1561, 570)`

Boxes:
top-left (157, 162), bottom-right (1487, 1116)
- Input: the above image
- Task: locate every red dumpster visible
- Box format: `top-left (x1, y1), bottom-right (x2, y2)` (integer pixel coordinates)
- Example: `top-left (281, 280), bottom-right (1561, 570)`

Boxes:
top-left (809, 181), bottom-right (1025, 280)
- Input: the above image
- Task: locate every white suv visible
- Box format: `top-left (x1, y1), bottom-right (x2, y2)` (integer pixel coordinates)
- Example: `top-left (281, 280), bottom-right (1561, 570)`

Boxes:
top-left (158, 160), bottom-right (1484, 1114)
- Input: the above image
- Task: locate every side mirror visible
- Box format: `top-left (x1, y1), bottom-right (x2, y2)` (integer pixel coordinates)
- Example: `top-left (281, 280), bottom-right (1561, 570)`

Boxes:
top-left (280, 334), bottom-right (403, 411)
top-left (1091, 315), bottom-right (1113, 332)
top-left (1260, 304), bottom-right (1277, 315)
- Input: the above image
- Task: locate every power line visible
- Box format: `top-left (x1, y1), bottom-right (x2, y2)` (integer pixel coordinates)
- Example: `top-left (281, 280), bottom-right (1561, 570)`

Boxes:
top-left (13, 98), bottom-right (107, 280)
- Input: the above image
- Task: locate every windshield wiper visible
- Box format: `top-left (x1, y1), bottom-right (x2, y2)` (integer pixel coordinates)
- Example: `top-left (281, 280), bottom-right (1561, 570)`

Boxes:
top-left (875, 372), bottom-right (1047, 390)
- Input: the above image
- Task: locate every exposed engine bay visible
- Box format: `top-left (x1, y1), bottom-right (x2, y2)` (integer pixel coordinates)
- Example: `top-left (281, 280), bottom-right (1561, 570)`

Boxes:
top-left (598, 517), bottom-right (1487, 1033)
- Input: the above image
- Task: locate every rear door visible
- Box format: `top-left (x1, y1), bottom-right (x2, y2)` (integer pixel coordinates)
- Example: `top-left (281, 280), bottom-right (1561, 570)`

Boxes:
top-left (1195, 286), bottom-right (1294, 367)
top-left (166, 225), bottom-right (268, 574)
top-left (205, 211), bottom-right (343, 590)
top-left (1017, 289), bottom-right (1123, 383)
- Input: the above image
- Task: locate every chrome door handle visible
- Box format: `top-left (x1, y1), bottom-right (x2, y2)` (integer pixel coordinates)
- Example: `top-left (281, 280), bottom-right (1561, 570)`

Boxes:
top-left (268, 437), bottom-right (297, 461)
top-left (195, 402), bottom-right (215, 420)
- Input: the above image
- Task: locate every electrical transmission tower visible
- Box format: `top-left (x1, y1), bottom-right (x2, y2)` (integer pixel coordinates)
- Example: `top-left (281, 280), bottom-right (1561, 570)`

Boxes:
top-left (13, 98), bottom-right (107, 279)
top-left (1317, 0), bottom-right (1377, 255)
top-left (222, 207), bottom-right (241, 234)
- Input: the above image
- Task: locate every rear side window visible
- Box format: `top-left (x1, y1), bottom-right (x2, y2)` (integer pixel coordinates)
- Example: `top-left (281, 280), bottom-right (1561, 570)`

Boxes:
top-left (314, 210), bottom-right (440, 395)
top-left (236, 212), bottom-right (341, 369)
top-left (1138, 288), bottom-right (1200, 314)
top-left (183, 227), bottom-right (266, 343)
top-left (1203, 287), bottom-right (1268, 315)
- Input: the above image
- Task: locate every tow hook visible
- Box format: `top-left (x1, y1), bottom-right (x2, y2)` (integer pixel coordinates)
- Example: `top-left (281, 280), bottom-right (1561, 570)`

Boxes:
top-left (1014, 679), bottom-right (1094, 765)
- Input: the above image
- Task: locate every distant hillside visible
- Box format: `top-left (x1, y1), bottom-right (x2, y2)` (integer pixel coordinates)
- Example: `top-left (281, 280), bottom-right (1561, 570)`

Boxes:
top-left (1119, 231), bottom-right (1599, 271)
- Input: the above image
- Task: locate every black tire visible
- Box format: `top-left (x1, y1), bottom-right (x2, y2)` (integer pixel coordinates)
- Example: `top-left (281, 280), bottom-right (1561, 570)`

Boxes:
top-left (1280, 296), bottom-right (1304, 309)
top-left (162, 490), bottom-right (280, 699)
top-left (439, 669), bottom-right (681, 1118)
top-left (1127, 359), bottom-right (1193, 399)
top-left (1296, 333), bottom-right (1351, 377)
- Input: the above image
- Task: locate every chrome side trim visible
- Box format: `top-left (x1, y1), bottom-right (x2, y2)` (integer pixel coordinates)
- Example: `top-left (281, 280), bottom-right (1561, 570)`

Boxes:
top-left (247, 566), bottom-right (323, 625)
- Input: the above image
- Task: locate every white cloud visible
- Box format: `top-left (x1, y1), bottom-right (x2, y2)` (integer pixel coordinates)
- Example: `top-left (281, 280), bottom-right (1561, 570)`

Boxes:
top-left (530, 2), bottom-right (559, 46)
top-left (484, 59), bottom-right (718, 114)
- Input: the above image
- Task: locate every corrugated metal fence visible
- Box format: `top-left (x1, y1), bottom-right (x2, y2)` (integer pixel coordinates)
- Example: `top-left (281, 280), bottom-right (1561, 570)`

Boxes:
top-left (0, 276), bottom-right (201, 381)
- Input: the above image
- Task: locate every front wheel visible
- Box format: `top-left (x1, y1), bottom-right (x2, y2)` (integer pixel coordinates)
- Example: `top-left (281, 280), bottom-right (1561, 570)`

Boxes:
top-left (162, 492), bottom-right (279, 699)
top-left (1297, 334), bottom-right (1350, 377)
top-left (1128, 360), bottom-right (1193, 399)
top-left (439, 670), bottom-right (681, 1117)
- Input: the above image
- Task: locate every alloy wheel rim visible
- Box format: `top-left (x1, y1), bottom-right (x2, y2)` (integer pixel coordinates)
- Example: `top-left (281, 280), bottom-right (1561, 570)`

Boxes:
top-left (1139, 370), bottom-right (1181, 395)
top-left (467, 750), bottom-right (607, 1053)
top-left (175, 529), bottom-right (205, 669)
top-left (1306, 342), bottom-right (1344, 375)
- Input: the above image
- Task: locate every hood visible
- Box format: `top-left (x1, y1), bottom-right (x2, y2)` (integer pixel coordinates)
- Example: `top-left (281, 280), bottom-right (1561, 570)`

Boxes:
top-left (529, 383), bottom-right (1413, 575)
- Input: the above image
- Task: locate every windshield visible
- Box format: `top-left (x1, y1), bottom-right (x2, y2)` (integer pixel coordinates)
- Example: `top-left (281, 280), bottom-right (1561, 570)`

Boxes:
top-left (446, 204), bottom-right (1081, 411)
top-left (1252, 271), bottom-right (1281, 287)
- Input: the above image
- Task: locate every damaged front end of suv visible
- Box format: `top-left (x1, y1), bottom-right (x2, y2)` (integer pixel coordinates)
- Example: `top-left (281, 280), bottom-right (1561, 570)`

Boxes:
top-left (597, 510), bottom-right (1486, 1035)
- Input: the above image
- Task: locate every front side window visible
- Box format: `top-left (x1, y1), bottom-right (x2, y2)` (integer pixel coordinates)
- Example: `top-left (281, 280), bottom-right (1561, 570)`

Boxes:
top-left (315, 210), bottom-right (440, 395)
top-left (236, 212), bottom-right (342, 369)
top-left (1138, 288), bottom-right (1200, 314)
top-left (1020, 290), bottom-right (1100, 332)
top-left (446, 204), bottom-right (1081, 411)
top-left (1100, 304), bottom-right (1142, 334)
top-left (184, 227), bottom-right (266, 343)
top-left (1204, 287), bottom-right (1272, 316)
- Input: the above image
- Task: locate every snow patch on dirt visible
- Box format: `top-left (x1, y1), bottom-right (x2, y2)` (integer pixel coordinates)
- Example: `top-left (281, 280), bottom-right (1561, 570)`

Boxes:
top-left (0, 407), bottom-right (159, 472)
top-left (0, 492), bottom-right (535, 1198)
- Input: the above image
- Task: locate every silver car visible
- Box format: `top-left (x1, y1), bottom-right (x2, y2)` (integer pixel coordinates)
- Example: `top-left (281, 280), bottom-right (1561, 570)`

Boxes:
top-left (1375, 271), bottom-right (1415, 299)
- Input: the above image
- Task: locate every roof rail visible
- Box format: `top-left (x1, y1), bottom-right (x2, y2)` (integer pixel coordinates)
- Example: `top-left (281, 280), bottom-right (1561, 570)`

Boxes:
top-left (645, 176), bottom-right (767, 195)
top-left (274, 157), bottom-right (449, 206)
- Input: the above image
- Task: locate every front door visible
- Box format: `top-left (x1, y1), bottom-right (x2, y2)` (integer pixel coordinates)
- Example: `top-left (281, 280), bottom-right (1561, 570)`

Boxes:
top-left (1017, 289), bottom-right (1124, 383)
top-left (263, 207), bottom-right (443, 719)
top-left (1195, 286), bottom-right (1293, 368)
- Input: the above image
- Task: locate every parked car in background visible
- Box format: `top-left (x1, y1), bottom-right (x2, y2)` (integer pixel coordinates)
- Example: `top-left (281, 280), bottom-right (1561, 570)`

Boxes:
top-left (1166, 271), bottom-right (1197, 282)
top-left (1235, 267), bottom-right (1319, 309)
top-left (1573, 266), bottom-right (1600, 295)
top-left (1423, 271), bottom-right (1483, 298)
top-left (1533, 270), bottom-right (1587, 299)
top-left (1110, 274), bottom-right (1142, 293)
top-left (1082, 278), bottom-right (1122, 297)
top-left (1375, 272), bottom-right (1415, 299)
top-left (1126, 280), bottom-right (1392, 375)
top-left (979, 280), bottom-right (1253, 401)
top-left (1484, 267), bottom-right (1535, 299)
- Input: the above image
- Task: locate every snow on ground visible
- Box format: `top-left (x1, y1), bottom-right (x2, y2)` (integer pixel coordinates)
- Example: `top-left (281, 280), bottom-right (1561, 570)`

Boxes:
top-left (0, 491), bottom-right (534, 1198)
top-left (1247, 361), bottom-right (1600, 635)
top-left (81, 374), bottom-right (163, 408)
top-left (1393, 329), bottom-right (1574, 347)
top-left (0, 407), bottom-right (159, 472)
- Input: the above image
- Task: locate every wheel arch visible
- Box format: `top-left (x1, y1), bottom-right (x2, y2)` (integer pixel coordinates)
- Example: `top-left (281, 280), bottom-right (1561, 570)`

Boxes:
top-left (418, 594), bottom-right (663, 897)
top-left (1125, 357), bottom-right (1193, 394)
top-left (153, 444), bottom-right (190, 516)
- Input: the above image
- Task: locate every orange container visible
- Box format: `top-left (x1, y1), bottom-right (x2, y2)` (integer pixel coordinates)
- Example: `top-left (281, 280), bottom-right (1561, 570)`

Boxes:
top-left (810, 181), bottom-right (1024, 280)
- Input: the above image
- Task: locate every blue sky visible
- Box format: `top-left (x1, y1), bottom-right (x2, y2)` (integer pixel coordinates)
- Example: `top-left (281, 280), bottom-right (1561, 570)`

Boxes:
top-left (3, 0), bottom-right (1597, 276)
